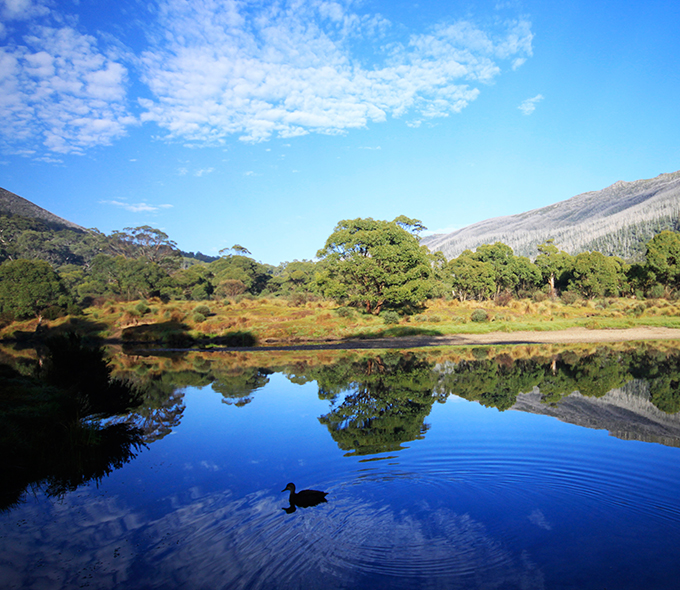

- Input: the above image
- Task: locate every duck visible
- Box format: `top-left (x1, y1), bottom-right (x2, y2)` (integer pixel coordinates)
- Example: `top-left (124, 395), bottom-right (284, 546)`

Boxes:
top-left (281, 483), bottom-right (328, 509)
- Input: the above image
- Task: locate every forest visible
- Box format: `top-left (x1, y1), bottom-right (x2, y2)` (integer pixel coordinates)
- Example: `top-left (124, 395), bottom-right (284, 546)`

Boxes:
top-left (1, 211), bottom-right (680, 324)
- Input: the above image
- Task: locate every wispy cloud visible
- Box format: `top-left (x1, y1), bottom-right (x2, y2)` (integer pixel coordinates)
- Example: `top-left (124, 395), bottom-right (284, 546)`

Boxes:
top-left (102, 200), bottom-right (173, 213)
top-left (518, 94), bottom-right (544, 115)
top-left (0, 15), bottom-right (134, 156)
top-left (194, 167), bottom-right (214, 177)
top-left (138, 0), bottom-right (534, 143)
top-left (2, 0), bottom-right (534, 156)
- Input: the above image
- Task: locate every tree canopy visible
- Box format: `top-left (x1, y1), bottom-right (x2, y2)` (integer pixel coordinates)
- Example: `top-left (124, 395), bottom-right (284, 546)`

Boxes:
top-left (315, 217), bottom-right (435, 314)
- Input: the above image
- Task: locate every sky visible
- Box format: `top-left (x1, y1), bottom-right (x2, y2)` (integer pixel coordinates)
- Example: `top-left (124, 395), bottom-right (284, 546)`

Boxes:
top-left (1, 0), bottom-right (679, 266)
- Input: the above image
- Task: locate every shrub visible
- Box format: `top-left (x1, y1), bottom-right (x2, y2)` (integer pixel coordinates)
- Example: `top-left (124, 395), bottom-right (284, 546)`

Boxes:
top-left (533, 292), bottom-right (548, 303)
top-left (135, 301), bottom-right (151, 315)
top-left (194, 305), bottom-right (211, 316)
top-left (560, 291), bottom-right (579, 305)
top-left (495, 291), bottom-right (513, 307)
top-left (41, 305), bottom-right (65, 321)
top-left (648, 284), bottom-right (666, 299)
top-left (335, 306), bottom-right (354, 318)
top-left (193, 312), bottom-right (206, 323)
top-left (471, 309), bottom-right (488, 322)
top-left (381, 310), bottom-right (400, 325)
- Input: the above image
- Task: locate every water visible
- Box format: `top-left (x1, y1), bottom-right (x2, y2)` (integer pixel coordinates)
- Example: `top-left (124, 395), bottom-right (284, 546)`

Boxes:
top-left (2, 344), bottom-right (680, 589)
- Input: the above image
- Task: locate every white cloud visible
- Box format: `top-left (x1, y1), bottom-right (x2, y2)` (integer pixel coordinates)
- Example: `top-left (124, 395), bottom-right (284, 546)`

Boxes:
top-left (138, 0), bottom-right (534, 144)
top-left (194, 167), bottom-right (214, 177)
top-left (0, 23), bottom-right (133, 155)
top-left (102, 200), bottom-right (173, 213)
top-left (518, 94), bottom-right (544, 115)
top-left (1, 0), bottom-right (534, 155)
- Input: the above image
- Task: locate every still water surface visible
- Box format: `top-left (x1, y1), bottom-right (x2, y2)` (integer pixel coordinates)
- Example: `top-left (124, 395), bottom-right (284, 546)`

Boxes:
top-left (2, 345), bottom-right (680, 589)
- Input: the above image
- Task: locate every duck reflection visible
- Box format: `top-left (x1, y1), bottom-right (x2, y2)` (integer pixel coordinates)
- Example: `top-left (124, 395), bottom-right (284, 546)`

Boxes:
top-left (282, 482), bottom-right (328, 513)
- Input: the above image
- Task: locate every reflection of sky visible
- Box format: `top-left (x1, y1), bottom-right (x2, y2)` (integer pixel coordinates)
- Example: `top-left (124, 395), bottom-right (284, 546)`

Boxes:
top-left (0, 485), bottom-right (544, 590)
top-left (2, 374), bottom-right (680, 589)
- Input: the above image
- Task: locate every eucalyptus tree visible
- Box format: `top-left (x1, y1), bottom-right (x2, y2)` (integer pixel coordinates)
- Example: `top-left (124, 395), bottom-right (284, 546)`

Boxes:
top-left (315, 217), bottom-right (435, 314)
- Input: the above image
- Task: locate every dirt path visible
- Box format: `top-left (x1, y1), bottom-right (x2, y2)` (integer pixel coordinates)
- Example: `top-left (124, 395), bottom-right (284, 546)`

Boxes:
top-left (214, 326), bottom-right (680, 352)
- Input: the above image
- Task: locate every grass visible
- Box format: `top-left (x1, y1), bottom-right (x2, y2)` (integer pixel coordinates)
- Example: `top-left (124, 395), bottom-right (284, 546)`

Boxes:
top-left (2, 295), bottom-right (680, 346)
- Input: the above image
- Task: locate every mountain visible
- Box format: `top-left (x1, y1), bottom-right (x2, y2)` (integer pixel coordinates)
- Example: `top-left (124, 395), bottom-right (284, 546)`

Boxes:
top-left (423, 170), bottom-right (680, 260)
top-left (0, 187), bottom-right (85, 231)
top-left (512, 381), bottom-right (680, 448)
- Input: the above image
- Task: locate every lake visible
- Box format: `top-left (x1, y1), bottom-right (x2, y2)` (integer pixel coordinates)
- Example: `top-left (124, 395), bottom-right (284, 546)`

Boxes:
top-left (2, 341), bottom-right (680, 589)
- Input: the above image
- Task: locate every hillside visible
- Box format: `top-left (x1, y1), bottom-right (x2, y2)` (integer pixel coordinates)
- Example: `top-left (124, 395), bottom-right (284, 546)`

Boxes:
top-left (423, 171), bottom-right (680, 260)
top-left (0, 187), bottom-right (85, 231)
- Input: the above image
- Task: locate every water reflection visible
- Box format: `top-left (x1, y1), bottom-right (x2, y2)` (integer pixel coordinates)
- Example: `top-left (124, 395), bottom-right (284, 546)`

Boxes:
top-left (0, 336), bottom-right (144, 511)
top-left (3, 340), bottom-right (680, 589)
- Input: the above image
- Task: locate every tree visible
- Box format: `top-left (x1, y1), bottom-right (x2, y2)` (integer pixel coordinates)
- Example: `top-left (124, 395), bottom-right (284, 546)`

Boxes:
top-left (0, 259), bottom-right (69, 319)
top-left (447, 251), bottom-right (495, 301)
top-left (315, 217), bottom-right (435, 314)
top-left (645, 230), bottom-right (680, 289)
top-left (108, 226), bottom-right (181, 271)
top-left (535, 240), bottom-right (574, 296)
top-left (569, 251), bottom-right (626, 298)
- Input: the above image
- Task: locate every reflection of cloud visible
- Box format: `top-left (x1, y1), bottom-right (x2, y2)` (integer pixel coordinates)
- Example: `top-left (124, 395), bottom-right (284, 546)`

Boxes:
top-left (528, 508), bottom-right (552, 530)
top-left (0, 484), bottom-right (545, 590)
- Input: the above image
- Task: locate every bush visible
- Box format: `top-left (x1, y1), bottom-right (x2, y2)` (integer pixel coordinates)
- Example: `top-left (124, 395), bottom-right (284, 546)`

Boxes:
top-left (533, 292), bottom-right (548, 303)
top-left (194, 305), bottom-right (211, 316)
top-left (135, 301), bottom-right (151, 315)
top-left (335, 306), bottom-right (354, 318)
top-left (560, 291), bottom-right (579, 305)
top-left (648, 284), bottom-right (666, 299)
top-left (381, 310), bottom-right (400, 325)
top-left (41, 305), bottom-right (65, 321)
top-left (471, 309), bottom-right (488, 322)
top-left (193, 312), bottom-right (206, 323)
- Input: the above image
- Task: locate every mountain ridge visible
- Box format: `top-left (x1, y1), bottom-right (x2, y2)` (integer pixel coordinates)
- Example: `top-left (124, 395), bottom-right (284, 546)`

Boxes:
top-left (0, 187), bottom-right (85, 232)
top-left (423, 170), bottom-right (680, 260)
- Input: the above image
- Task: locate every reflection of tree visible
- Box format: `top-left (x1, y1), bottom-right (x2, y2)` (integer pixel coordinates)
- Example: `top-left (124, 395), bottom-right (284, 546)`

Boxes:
top-left (0, 336), bottom-right (144, 512)
top-left (314, 353), bottom-right (443, 455)
top-left (438, 357), bottom-right (544, 411)
top-left (212, 367), bottom-right (273, 406)
top-left (438, 347), bottom-right (680, 415)
top-left (630, 348), bottom-right (680, 414)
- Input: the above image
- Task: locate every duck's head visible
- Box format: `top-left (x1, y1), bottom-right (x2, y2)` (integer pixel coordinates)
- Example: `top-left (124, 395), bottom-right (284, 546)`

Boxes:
top-left (282, 483), bottom-right (296, 493)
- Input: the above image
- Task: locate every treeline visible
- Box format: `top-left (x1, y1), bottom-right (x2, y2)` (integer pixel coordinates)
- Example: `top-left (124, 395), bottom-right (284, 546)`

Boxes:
top-left (2, 211), bottom-right (680, 322)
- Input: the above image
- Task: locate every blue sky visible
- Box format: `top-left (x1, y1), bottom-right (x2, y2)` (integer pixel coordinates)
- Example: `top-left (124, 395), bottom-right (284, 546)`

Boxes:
top-left (1, 0), bottom-right (679, 265)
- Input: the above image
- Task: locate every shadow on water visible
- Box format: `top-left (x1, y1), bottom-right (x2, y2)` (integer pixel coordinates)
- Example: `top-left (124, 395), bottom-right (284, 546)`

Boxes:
top-left (0, 334), bottom-right (145, 512)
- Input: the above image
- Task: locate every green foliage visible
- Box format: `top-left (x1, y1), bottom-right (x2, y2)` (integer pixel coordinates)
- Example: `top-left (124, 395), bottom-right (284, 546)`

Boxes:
top-left (569, 251), bottom-right (626, 298)
top-left (192, 312), bottom-right (206, 323)
top-left (470, 309), bottom-right (489, 322)
top-left (0, 259), bottom-right (70, 319)
top-left (645, 230), bottom-right (680, 289)
top-left (135, 301), bottom-right (151, 315)
top-left (447, 252), bottom-right (495, 301)
top-left (316, 217), bottom-right (435, 314)
top-left (193, 305), bottom-right (211, 316)
top-left (381, 310), bottom-right (400, 325)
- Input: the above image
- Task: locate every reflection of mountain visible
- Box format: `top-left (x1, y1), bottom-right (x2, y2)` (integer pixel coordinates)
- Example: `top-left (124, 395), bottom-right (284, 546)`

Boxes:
top-left (512, 380), bottom-right (680, 447)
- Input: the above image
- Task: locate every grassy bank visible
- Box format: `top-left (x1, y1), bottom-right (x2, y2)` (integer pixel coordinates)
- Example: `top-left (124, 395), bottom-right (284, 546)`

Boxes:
top-left (2, 295), bottom-right (680, 347)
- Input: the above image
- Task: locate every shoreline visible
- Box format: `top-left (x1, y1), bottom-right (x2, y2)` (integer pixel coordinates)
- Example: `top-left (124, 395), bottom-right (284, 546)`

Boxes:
top-left (187, 326), bottom-right (680, 352)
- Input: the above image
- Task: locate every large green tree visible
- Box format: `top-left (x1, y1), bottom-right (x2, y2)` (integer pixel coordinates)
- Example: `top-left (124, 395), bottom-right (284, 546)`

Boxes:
top-left (569, 251), bottom-right (626, 298)
top-left (0, 259), bottom-right (70, 319)
top-left (315, 217), bottom-right (434, 314)
top-left (645, 230), bottom-right (680, 289)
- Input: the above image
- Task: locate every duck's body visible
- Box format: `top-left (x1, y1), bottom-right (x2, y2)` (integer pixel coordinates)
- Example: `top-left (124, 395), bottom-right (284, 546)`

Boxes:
top-left (282, 483), bottom-right (328, 508)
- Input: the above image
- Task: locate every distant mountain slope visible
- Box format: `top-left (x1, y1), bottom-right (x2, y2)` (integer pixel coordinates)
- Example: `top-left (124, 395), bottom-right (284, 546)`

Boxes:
top-left (423, 171), bottom-right (680, 260)
top-left (0, 187), bottom-right (85, 231)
